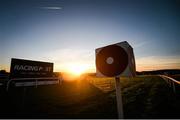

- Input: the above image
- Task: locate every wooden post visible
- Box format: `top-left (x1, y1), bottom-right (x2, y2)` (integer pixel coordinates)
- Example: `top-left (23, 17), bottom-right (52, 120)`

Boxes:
top-left (115, 77), bottom-right (124, 119)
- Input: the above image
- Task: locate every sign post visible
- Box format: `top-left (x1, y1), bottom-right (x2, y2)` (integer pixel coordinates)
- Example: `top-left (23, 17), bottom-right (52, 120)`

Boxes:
top-left (115, 77), bottom-right (124, 119)
top-left (95, 41), bottom-right (136, 119)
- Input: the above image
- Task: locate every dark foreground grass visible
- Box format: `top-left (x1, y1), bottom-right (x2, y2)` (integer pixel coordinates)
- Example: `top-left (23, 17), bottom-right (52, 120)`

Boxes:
top-left (0, 80), bottom-right (117, 119)
top-left (0, 76), bottom-right (180, 119)
top-left (87, 75), bottom-right (180, 119)
top-left (121, 76), bottom-right (180, 118)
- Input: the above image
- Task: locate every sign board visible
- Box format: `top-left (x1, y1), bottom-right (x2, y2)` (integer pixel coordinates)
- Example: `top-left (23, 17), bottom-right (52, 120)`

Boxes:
top-left (10, 58), bottom-right (53, 78)
top-left (95, 41), bottom-right (136, 119)
top-left (96, 41), bottom-right (136, 77)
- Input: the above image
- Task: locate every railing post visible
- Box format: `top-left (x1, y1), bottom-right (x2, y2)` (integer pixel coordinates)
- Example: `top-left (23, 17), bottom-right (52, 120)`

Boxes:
top-left (160, 75), bottom-right (180, 94)
top-left (6, 79), bottom-right (12, 92)
top-left (169, 79), bottom-right (171, 87)
top-left (59, 78), bottom-right (61, 85)
top-left (172, 82), bottom-right (176, 94)
top-left (36, 79), bottom-right (37, 88)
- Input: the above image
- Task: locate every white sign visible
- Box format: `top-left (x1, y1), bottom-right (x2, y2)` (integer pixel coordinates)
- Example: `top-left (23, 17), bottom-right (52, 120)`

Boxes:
top-left (96, 41), bottom-right (136, 77)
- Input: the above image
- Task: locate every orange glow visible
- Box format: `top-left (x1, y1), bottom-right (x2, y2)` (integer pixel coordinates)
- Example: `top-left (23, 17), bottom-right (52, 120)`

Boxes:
top-left (136, 56), bottom-right (180, 72)
top-left (66, 63), bottom-right (88, 76)
top-left (59, 63), bottom-right (89, 81)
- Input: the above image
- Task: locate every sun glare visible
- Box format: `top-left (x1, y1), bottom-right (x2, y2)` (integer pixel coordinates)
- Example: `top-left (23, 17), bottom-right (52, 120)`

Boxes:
top-left (67, 63), bottom-right (88, 76)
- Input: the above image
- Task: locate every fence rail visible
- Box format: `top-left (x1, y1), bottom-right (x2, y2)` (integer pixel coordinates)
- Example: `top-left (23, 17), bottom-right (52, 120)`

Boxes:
top-left (6, 77), bottom-right (62, 91)
top-left (159, 75), bottom-right (180, 94)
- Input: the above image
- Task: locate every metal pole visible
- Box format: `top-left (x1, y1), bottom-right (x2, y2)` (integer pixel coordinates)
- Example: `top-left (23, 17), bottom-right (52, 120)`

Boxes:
top-left (21, 87), bottom-right (26, 111)
top-left (115, 77), bottom-right (124, 119)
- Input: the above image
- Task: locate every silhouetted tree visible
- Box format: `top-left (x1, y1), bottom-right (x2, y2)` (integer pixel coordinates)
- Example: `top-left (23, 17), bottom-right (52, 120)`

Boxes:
top-left (0, 70), bottom-right (6, 74)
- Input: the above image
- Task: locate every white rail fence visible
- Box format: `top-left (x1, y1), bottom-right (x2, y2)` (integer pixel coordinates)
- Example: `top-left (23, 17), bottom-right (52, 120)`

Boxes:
top-left (6, 77), bottom-right (62, 91)
top-left (159, 75), bottom-right (180, 94)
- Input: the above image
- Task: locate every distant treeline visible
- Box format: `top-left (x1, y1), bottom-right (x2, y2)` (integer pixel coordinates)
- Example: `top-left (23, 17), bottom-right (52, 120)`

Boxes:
top-left (1, 69), bottom-right (180, 78)
top-left (81, 69), bottom-right (180, 77)
top-left (0, 70), bottom-right (9, 77)
top-left (136, 69), bottom-right (180, 75)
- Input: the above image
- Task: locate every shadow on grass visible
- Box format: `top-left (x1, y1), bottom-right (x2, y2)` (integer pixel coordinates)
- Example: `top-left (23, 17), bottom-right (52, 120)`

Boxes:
top-left (1, 76), bottom-right (180, 119)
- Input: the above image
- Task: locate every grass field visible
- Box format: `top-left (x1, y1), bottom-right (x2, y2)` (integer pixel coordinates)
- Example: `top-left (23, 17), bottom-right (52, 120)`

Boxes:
top-left (0, 75), bottom-right (180, 118)
top-left (88, 75), bottom-right (180, 118)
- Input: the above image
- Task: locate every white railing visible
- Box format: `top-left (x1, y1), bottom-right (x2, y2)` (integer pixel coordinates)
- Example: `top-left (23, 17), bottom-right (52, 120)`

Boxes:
top-left (159, 75), bottom-right (180, 93)
top-left (6, 77), bottom-right (63, 91)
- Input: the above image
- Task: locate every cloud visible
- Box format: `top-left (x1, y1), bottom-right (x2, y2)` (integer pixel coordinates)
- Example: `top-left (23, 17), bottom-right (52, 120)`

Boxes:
top-left (40, 6), bottom-right (63, 10)
top-left (133, 41), bottom-right (149, 48)
top-left (136, 55), bottom-right (180, 71)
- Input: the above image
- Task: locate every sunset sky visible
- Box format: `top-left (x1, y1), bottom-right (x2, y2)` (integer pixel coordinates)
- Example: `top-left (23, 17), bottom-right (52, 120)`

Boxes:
top-left (0, 0), bottom-right (180, 72)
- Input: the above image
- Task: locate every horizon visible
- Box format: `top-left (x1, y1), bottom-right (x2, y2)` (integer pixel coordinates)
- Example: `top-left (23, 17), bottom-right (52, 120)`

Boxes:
top-left (1, 67), bottom-right (180, 73)
top-left (1, 0), bottom-right (180, 73)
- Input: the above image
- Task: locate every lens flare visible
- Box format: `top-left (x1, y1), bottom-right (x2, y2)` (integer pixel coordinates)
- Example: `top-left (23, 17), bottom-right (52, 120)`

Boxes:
top-left (67, 63), bottom-right (88, 76)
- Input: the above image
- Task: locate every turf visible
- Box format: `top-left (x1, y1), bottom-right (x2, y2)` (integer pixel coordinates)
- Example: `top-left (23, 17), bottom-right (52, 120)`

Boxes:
top-left (0, 75), bottom-right (180, 119)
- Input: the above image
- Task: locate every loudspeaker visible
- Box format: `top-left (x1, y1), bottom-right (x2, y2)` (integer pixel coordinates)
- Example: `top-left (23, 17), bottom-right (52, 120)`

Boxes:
top-left (95, 41), bottom-right (136, 77)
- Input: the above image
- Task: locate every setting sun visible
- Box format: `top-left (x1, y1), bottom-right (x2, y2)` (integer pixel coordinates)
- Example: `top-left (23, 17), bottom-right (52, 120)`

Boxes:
top-left (67, 63), bottom-right (88, 76)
